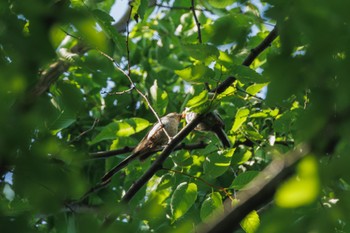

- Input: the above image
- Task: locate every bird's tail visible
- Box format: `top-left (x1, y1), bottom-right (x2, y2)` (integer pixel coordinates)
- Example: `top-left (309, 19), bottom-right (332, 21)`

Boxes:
top-left (213, 127), bottom-right (231, 148)
top-left (101, 152), bottom-right (140, 183)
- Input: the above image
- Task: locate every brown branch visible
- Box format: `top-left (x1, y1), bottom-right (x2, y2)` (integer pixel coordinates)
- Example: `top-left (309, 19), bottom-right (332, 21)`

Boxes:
top-left (197, 144), bottom-right (310, 233)
top-left (211, 26), bottom-right (278, 94)
top-left (242, 26), bottom-right (278, 66)
top-left (69, 118), bottom-right (99, 143)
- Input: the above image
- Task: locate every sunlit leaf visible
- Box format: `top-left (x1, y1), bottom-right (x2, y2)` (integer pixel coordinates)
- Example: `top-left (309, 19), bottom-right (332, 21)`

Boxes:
top-left (150, 79), bottom-right (168, 115)
top-left (202, 13), bottom-right (253, 45)
top-left (200, 192), bottom-right (224, 221)
top-left (230, 171), bottom-right (259, 190)
top-left (246, 83), bottom-right (268, 96)
top-left (240, 210), bottom-right (260, 233)
top-left (74, 18), bottom-right (108, 52)
top-left (230, 65), bottom-right (269, 84)
top-left (90, 118), bottom-right (150, 144)
top-left (231, 107), bottom-right (250, 132)
top-left (275, 156), bottom-right (320, 208)
top-left (175, 64), bottom-right (215, 83)
top-left (207, 0), bottom-right (236, 9)
top-left (171, 182), bottom-right (198, 222)
top-left (183, 44), bottom-right (220, 65)
top-left (231, 149), bottom-right (252, 165)
top-left (186, 90), bottom-right (208, 110)
top-left (204, 148), bottom-right (235, 179)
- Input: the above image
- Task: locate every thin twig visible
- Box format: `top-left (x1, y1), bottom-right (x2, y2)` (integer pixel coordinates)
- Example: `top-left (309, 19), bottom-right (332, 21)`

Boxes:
top-left (211, 26), bottom-right (278, 94)
top-left (95, 48), bottom-right (172, 139)
top-left (69, 118), bottom-right (99, 143)
top-left (102, 86), bottom-right (134, 95)
top-left (191, 0), bottom-right (202, 44)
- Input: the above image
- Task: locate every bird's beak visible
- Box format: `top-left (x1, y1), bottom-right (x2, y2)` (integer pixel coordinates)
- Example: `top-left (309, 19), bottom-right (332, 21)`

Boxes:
top-left (181, 112), bottom-right (186, 119)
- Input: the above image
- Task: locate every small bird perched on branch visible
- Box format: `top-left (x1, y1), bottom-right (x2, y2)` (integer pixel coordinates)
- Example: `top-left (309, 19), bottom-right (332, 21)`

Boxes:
top-left (101, 112), bottom-right (182, 183)
top-left (184, 109), bottom-right (231, 148)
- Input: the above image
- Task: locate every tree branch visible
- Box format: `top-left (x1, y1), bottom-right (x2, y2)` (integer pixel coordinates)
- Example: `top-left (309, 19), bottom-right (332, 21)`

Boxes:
top-left (211, 26), bottom-right (278, 94)
top-left (197, 144), bottom-right (310, 233)
top-left (242, 26), bottom-right (278, 66)
top-left (191, 0), bottom-right (202, 44)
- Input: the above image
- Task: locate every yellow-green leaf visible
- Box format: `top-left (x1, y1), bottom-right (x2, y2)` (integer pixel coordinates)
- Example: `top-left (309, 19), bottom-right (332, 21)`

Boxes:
top-left (240, 210), bottom-right (260, 233)
top-left (200, 192), bottom-right (224, 222)
top-left (171, 182), bottom-right (198, 222)
top-left (204, 148), bottom-right (235, 179)
top-left (231, 108), bottom-right (250, 132)
top-left (90, 118), bottom-right (150, 145)
top-left (275, 155), bottom-right (320, 208)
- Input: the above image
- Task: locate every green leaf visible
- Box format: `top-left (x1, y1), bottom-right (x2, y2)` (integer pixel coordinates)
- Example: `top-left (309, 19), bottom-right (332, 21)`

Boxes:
top-left (150, 80), bottom-right (169, 115)
top-left (186, 90), bottom-right (208, 110)
top-left (74, 18), bottom-right (108, 52)
top-left (231, 107), bottom-right (250, 132)
top-left (245, 83), bottom-right (268, 96)
top-left (50, 110), bottom-right (76, 131)
top-left (275, 156), bottom-right (320, 208)
top-left (183, 44), bottom-right (220, 65)
top-left (200, 192), bottom-right (224, 221)
top-left (157, 174), bottom-right (175, 191)
top-left (130, 0), bottom-right (141, 21)
top-left (207, 0), bottom-right (236, 9)
top-left (240, 210), bottom-right (260, 233)
top-left (273, 110), bottom-right (298, 133)
top-left (171, 182), bottom-right (198, 222)
top-left (204, 148), bottom-right (235, 179)
top-left (231, 65), bottom-right (269, 84)
top-left (92, 9), bottom-right (126, 54)
top-left (202, 13), bottom-right (253, 45)
top-left (230, 171), bottom-right (259, 190)
top-left (175, 64), bottom-right (215, 83)
top-left (231, 149), bottom-right (252, 165)
top-left (90, 118), bottom-right (150, 145)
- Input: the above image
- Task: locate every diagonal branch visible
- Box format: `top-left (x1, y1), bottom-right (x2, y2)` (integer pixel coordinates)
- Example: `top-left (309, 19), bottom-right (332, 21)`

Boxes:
top-left (197, 144), bottom-right (310, 233)
top-left (242, 26), bottom-right (278, 66)
top-left (191, 0), bottom-right (202, 44)
top-left (212, 26), bottom-right (278, 94)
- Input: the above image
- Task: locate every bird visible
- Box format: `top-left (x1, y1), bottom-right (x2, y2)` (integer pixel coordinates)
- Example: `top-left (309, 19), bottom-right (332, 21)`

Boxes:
top-left (183, 109), bottom-right (231, 148)
top-left (101, 112), bottom-right (182, 183)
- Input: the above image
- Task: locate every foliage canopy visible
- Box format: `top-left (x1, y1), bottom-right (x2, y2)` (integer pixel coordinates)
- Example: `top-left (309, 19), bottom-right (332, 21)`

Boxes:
top-left (1, 0), bottom-right (350, 232)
